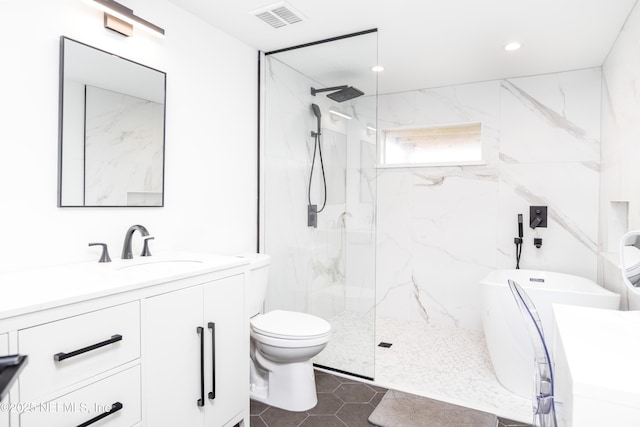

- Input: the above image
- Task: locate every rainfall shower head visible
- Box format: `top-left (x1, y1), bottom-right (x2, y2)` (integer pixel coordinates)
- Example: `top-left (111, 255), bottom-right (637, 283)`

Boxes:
top-left (310, 85), bottom-right (364, 103)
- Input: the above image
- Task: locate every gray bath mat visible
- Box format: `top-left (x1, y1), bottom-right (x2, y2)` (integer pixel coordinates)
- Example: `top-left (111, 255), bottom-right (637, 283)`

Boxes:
top-left (368, 389), bottom-right (497, 427)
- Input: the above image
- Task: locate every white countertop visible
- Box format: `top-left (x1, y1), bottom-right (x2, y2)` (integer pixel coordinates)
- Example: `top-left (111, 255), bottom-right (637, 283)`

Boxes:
top-left (553, 304), bottom-right (640, 407)
top-left (0, 252), bottom-right (249, 319)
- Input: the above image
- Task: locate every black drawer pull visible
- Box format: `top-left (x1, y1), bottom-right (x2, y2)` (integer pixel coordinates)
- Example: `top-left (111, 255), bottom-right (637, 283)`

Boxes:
top-left (54, 334), bottom-right (123, 362)
top-left (76, 401), bottom-right (123, 427)
top-left (208, 322), bottom-right (216, 400)
top-left (197, 326), bottom-right (204, 407)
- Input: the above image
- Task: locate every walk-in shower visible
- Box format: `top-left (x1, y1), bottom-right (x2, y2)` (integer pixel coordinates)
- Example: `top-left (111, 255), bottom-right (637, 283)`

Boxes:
top-left (261, 29), bottom-right (378, 379)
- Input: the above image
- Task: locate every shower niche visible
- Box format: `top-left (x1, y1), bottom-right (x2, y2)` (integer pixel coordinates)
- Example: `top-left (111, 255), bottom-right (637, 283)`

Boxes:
top-left (260, 30), bottom-right (378, 379)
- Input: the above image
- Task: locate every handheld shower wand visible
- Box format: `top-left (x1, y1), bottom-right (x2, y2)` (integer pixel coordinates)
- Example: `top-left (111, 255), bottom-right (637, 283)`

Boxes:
top-left (518, 214), bottom-right (524, 240)
top-left (515, 214), bottom-right (523, 269)
top-left (311, 103), bottom-right (321, 136)
top-left (308, 104), bottom-right (326, 228)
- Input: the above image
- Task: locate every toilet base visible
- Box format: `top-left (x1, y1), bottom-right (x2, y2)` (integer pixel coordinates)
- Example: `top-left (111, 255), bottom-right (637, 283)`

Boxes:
top-left (250, 351), bottom-right (318, 411)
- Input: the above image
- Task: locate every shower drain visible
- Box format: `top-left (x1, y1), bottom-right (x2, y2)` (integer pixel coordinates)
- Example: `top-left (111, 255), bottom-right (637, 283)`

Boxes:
top-left (378, 342), bottom-right (393, 348)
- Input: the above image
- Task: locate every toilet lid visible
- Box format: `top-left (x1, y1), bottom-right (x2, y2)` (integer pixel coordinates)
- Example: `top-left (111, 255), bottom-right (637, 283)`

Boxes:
top-left (251, 310), bottom-right (331, 340)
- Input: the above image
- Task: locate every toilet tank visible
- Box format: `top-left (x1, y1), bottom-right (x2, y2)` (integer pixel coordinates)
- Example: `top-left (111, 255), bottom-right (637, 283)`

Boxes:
top-left (239, 253), bottom-right (271, 317)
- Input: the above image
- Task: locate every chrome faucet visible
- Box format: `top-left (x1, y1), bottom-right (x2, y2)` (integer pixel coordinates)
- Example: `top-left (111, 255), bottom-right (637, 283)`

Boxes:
top-left (121, 224), bottom-right (150, 259)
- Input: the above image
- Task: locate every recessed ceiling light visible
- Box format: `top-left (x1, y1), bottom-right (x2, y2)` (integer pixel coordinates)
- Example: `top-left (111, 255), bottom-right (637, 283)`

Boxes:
top-left (371, 65), bottom-right (384, 72)
top-left (504, 42), bottom-right (521, 51)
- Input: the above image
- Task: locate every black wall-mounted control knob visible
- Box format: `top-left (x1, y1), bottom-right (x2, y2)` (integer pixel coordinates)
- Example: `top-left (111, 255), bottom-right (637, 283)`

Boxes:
top-left (88, 243), bottom-right (112, 263)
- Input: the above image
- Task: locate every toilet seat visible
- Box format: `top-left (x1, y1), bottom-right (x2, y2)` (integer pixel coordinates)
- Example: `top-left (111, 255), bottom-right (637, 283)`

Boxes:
top-left (251, 310), bottom-right (331, 340)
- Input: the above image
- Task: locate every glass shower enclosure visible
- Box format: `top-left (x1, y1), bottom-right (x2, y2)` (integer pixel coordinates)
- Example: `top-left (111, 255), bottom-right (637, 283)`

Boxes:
top-left (260, 30), bottom-right (378, 379)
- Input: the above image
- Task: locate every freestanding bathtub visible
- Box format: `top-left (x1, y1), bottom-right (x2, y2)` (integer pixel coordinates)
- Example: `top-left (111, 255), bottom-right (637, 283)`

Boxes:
top-left (480, 269), bottom-right (620, 398)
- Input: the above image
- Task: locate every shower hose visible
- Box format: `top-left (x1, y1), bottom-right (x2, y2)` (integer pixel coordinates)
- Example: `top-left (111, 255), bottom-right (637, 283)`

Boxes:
top-left (308, 132), bottom-right (327, 213)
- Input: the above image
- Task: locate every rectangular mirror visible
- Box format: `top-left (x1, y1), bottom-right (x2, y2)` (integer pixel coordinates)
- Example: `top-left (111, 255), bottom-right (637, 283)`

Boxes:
top-left (58, 36), bottom-right (166, 207)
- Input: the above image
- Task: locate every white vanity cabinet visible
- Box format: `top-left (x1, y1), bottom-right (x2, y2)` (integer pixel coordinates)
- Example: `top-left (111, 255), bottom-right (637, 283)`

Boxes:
top-left (145, 273), bottom-right (247, 427)
top-left (0, 253), bottom-right (249, 427)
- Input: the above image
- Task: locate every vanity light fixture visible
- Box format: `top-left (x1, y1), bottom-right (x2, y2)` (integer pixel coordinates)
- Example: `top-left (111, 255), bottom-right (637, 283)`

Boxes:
top-left (329, 108), bottom-right (353, 120)
top-left (504, 41), bottom-right (521, 51)
top-left (85, 0), bottom-right (165, 38)
top-left (371, 65), bottom-right (384, 72)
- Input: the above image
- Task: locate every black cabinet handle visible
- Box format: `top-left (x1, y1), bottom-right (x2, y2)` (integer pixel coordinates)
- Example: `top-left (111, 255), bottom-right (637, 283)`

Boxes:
top-left (197, 326), bottom-right (204, 407)
top-left (208, 322), bottom-right (216, 400)
top-left (76, 402), bottom-right (122, 427)
top-left (54, 335), bottom-right (123, 362)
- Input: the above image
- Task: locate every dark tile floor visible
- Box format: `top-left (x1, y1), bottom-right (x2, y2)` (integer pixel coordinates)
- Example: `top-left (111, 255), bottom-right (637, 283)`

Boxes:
top-left (250, 370), bottom-right (531, 427)
top-left (250, 370), bottom-right (386, 426)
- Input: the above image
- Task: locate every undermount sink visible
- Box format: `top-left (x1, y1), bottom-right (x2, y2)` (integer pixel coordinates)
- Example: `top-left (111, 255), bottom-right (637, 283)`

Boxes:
top-left (115, 259), bottom-right (203, 270)
top-left (113, 259), bottom-right (205, 276)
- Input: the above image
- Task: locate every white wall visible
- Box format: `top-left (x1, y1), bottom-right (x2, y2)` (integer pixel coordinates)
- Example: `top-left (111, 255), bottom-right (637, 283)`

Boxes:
top-left (0, 0), bottom-right (257, 272)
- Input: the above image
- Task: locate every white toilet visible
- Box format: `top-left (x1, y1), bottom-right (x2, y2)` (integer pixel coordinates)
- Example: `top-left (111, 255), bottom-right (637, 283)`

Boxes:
top-left (242, 253), bottom-right (331, 411)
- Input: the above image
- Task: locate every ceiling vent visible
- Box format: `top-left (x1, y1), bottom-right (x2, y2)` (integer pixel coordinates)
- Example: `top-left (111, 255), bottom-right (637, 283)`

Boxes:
top-left (251, 2), bottom-right (306, 29)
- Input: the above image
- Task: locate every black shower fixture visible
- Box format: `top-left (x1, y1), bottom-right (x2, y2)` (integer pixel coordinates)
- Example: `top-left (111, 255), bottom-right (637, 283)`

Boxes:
top-left (310, 85), bottom-right (364, 103)
top-left (530, 206), bottom-right (548, 229)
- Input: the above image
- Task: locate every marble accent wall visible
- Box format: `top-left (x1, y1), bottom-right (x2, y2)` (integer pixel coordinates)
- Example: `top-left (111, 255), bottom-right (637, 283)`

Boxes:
top-left (376, 69), bottom-right (601, 330)
top-left (600, 0), bottom-right (640, 307)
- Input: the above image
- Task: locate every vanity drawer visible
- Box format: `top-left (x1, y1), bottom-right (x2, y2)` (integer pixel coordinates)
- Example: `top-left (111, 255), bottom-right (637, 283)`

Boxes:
top-left (18, 301), bottom-right (140, 402)
top-left (20, 364), bottom-right (141, 427)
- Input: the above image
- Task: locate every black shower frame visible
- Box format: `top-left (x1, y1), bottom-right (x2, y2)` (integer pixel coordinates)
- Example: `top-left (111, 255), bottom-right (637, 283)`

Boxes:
top-left (256, 28), bottom-right (378, 381)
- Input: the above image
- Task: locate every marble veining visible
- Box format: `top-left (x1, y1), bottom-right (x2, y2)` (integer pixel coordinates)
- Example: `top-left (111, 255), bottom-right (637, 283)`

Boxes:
top-left (501, 79), bottom-right (595, 144)
top-left (412, 276), bottom-right (431, 322)
top-left (506, 177), bottom-right (597, 254)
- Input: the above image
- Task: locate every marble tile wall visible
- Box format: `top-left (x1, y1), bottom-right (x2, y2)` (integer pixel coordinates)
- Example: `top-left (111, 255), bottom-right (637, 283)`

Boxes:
top-left (376, 69), bottom-right (602, 330)
top-left (600, 0), bottom-right (640, 307)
